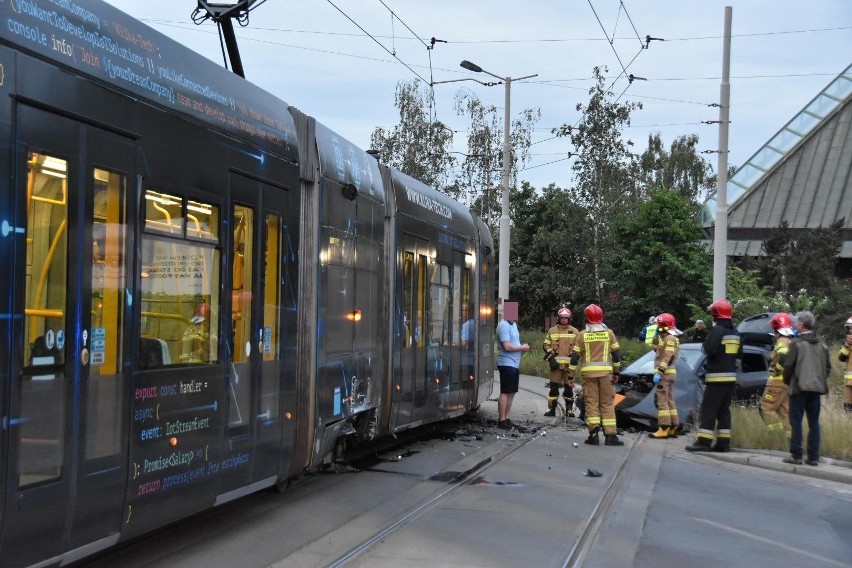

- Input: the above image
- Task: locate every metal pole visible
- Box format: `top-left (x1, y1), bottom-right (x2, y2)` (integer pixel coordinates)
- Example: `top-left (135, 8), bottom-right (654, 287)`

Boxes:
top-left (712, 6), bottom-right (732, 300)
top-left (498, 77), bottom-right (512, 321)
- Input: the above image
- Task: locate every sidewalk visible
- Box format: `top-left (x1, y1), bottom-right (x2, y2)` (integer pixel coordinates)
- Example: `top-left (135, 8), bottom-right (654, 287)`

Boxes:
top-left (485, 373), bottom-right (852, 486)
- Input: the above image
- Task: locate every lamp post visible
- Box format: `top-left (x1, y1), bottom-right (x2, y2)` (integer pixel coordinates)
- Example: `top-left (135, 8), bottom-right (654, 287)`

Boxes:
top-left (459, 60), bottom-right (537, 322)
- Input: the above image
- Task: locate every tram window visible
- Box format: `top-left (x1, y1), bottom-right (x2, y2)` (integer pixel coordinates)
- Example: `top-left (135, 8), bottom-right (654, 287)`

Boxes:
top-left (429, 263), bottom-right (450, 346)
top-left (187, 199), bottom-right (219, 242)
top-left (21, 151), bottom-right (69, 488)
top-left (144, 190), bottom-right (184, 235)
top-left (87, 167), bottom-right (126, 467)
top-left (139, 240), bottom-right (220, 367)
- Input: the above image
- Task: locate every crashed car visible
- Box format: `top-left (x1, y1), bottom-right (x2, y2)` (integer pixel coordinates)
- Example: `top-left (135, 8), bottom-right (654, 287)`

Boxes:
top-left (616, 320), bottom-right (772, 429)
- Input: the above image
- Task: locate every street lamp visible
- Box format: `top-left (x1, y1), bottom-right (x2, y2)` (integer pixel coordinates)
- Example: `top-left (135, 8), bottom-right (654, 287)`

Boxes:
top-left (459, 60), bottom-right (537, 322)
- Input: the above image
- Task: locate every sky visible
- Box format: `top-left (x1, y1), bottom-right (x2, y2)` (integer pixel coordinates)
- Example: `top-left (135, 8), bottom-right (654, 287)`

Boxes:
top-left (102, 0), bottom-right (851, 192)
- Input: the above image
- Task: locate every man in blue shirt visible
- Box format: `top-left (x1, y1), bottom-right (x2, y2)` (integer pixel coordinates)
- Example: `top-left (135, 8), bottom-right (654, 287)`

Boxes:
top-left (496, 302), bottom-right (530, 431)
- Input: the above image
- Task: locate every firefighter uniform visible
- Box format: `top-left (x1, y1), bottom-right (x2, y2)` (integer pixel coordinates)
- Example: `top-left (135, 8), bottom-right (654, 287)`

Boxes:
top-left (839, 317), bottom-right (852, 412)
top-left (762, 334), bottom-right (792, 434)
top-left (648, 317), bottom-right (681, 439)
top-left (686, 299), bottom-right (741, 453)
top-left (543, 315), bottom-right (579, 417)
top-left (568, 304), bottom-right (623, 446)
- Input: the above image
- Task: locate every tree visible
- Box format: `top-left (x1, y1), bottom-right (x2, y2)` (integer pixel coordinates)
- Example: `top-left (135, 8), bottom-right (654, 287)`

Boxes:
top-left (636, 133), bottom-right (714, 202)
top-left (509, 182), bottom-right (595, 328)
top-left (370, 80), bottom-right (457, 195)
top-left (605, 188), bottom-right (711, 334)
top-left (454, 91), bottom-right (539, 231)
top-left (554, 66), bottom-right (642, 301)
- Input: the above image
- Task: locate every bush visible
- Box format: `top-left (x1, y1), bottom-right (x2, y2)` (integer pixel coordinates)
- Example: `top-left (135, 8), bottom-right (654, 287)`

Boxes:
top-left (515, 329), bottom-right (649, 378)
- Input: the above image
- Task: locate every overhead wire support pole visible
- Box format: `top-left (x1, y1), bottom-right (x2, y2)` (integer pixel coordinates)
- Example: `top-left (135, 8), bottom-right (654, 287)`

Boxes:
top-left (713, 6), bottom-right (732, 300)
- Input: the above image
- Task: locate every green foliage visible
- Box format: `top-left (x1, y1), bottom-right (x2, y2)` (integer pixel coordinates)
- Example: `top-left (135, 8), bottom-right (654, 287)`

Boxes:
top-left (635, 133), bottom-right (714, 202)
top-left (509, 182), bottom-right (596, 328)
top-left (554, 66), bottom-right (642, 301)
top-left (369, 80), bottom-right (456, 195)
top-left (605, 188), bottom-right (711, 334)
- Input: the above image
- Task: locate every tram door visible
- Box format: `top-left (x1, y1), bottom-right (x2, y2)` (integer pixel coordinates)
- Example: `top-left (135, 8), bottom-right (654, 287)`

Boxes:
top-left (393, 235), bottom-right (429, 428)
top-left (220, 174), bottom-right (292, 492)
top-left (2, 108), bottom-right (132, 564)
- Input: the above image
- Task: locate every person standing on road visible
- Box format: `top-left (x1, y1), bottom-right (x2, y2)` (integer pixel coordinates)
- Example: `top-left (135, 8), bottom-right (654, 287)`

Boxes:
top-left (782, 311), bottom-right (831, 466)
top-left (686, 299), bottom-right (741, 453)
top-left (568, 304), bottom-right (624, 446)
top-left (761, 313), bottom-right (795, 438)
top-left (543, 307), bottom-right (579, 417)
top-left (496, 306), bottom-right (530, 432)
top-left (839, 316), bottom-right (852, 413)
top-left (648, 313), bottom-right (682, 439)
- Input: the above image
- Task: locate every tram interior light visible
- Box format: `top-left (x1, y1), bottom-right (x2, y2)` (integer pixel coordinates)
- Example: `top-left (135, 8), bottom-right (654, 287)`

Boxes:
top-left (346, 309), bottom-right (362, 322)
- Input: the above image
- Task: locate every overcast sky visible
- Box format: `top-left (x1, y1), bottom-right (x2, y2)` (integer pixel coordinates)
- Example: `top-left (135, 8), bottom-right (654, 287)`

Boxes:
top-left (103, 0), bottom-right (851, 191)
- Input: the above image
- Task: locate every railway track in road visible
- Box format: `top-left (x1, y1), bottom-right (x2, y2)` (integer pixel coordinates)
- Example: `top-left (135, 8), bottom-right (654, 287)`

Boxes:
top-left (324, 383), bottom-right (645, 568)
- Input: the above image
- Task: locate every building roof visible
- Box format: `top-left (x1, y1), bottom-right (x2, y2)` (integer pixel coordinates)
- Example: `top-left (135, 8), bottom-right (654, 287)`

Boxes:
top-left (702, 63), bottom-right (852, 257)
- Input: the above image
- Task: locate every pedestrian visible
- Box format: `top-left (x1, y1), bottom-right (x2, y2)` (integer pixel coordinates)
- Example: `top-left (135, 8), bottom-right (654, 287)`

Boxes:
top-left (685, 299), bottom-right (741, 453)
top-left (839, 316), bottom-right (852, 413)
top-left (648, 313), bottom-right (682, 439)
top-left (496, 303), bottom-right (530, 432)
top-left (760, 313), bottom-right (794, 438)
top-left (542, 306), bottom-right (579, 417)
top-left (685, 319), bottom-right (708, 343)
top-left (638, 315), bottom-right (657, 346)
top-left (568, 304), bottom-right (624, 446)
top-left (782, 311), bottom-right (831, 466)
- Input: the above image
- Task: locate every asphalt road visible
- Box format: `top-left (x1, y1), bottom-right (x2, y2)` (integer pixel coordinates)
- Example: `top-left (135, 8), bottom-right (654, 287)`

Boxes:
top-left (78, 374), bottom-right (852, 568)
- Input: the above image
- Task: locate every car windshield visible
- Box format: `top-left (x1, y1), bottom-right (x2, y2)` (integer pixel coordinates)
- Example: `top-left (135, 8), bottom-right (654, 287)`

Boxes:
top-left (623, 345), bottom-right (704, 375)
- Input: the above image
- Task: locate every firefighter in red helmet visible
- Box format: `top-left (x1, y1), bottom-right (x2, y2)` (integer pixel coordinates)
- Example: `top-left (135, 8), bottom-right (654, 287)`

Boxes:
top-left (543, 306), bottom-right (579, 417)
top-left (839, 316), bottom-right (852, 412)
top-left (648, 313), bottom-right (683, 439)
top-left (761, 313), bottom-right (795, 436)
top-left (686, 299), bottom-right (741, 452)
top-left (568, 304), bottom-right (624, 446)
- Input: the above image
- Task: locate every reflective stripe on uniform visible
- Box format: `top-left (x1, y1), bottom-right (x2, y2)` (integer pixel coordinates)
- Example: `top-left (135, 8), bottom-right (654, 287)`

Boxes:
top-left (705, 372), bottom-right (736, 383)
top-left (722, 335), bottom-right (741, 354)
top-left (581, 362), bottom-right (613, 372)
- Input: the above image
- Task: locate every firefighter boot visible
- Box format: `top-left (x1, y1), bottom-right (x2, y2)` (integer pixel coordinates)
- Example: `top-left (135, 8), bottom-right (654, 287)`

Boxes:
top-left (584, 426), bottom-right (600, 445)
top-left (648, 426), bottom-right (669, 439)
top-left (564, 396), bottom-right (575, 418)
top-left (668, 424), bottom-right (683, 438)
top-left (605, 434), bottom-right (624, 446)
top-left (685, 438), bottom-right (712, 452)
top-left (543, 397), bottom-right (557, 417)
top-left (711, 439), bottom-right (731, 453)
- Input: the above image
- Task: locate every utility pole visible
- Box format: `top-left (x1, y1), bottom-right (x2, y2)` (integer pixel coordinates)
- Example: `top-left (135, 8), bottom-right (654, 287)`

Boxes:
top-left (713, 6), bottom-right (732, 300)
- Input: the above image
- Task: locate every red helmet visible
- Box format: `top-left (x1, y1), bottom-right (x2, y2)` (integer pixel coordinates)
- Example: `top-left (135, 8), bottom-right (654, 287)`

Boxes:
top-left (708, 299), bottom-right (733, 319)
top-left (585, 304), bottom-right (603, 324)
top-left (656, 313), bottom-right (676, 331)
top-left (557, 307), bottom-right (572, 319)
top-left (770, 312), bottom-right (793, 331)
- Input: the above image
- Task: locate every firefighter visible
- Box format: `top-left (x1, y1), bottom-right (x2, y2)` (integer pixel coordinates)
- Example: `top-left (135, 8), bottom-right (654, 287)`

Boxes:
top-left (761, 313), bottom-right (794, 436)
top-left (568, 304), bottom-right (624, 446)
top-left (839, 316), bottom-right (852, 412)
top-left (543, 307), bottom-right (579, 417)
top-left (648, 313), bottom-right (682, 439)
top-left (686, 299), bottom-right (741, 452)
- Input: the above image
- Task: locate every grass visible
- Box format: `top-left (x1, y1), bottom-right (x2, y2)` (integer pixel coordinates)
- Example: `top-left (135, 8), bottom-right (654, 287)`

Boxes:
top-left (731, 342), bottom-right (852, 461)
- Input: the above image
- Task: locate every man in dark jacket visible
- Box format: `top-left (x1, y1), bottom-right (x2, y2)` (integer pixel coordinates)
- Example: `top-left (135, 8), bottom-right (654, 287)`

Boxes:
top-left (686, 299), bottom-right (741, 453)
top-left (782, 311), bottom-right (831, 466)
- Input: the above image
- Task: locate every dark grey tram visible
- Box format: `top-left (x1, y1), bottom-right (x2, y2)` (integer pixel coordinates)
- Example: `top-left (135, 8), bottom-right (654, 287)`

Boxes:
top-left (0, 2), bottom-right (495, 566)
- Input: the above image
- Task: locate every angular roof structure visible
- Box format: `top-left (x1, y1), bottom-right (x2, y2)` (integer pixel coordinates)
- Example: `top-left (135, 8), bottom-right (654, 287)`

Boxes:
top-left (701, 63), bottom-right (852, 257)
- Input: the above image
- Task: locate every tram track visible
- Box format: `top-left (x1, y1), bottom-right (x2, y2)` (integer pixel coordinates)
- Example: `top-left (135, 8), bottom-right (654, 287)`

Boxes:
top-left (562, 430), bottom-right (644, 567)
top-left (326, 388), bottom-right (552, 568)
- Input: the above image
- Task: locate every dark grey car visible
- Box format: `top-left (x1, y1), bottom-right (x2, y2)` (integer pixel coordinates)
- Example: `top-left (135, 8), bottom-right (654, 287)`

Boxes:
top-left (617, 341), bottom-right (770, 429)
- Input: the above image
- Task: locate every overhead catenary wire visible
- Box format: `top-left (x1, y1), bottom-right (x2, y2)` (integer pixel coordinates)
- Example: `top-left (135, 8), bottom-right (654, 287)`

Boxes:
top-left (324, 0), bottom-right (430, 84)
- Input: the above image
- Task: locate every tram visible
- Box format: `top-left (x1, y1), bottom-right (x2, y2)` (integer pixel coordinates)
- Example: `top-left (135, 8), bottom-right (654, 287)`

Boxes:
top-left (0, 2), bottom-right (496, 566)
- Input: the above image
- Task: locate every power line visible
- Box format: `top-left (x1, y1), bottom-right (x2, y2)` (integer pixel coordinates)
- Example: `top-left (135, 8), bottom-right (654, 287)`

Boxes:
top-left (324, 0), bottom-right (429, 84)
